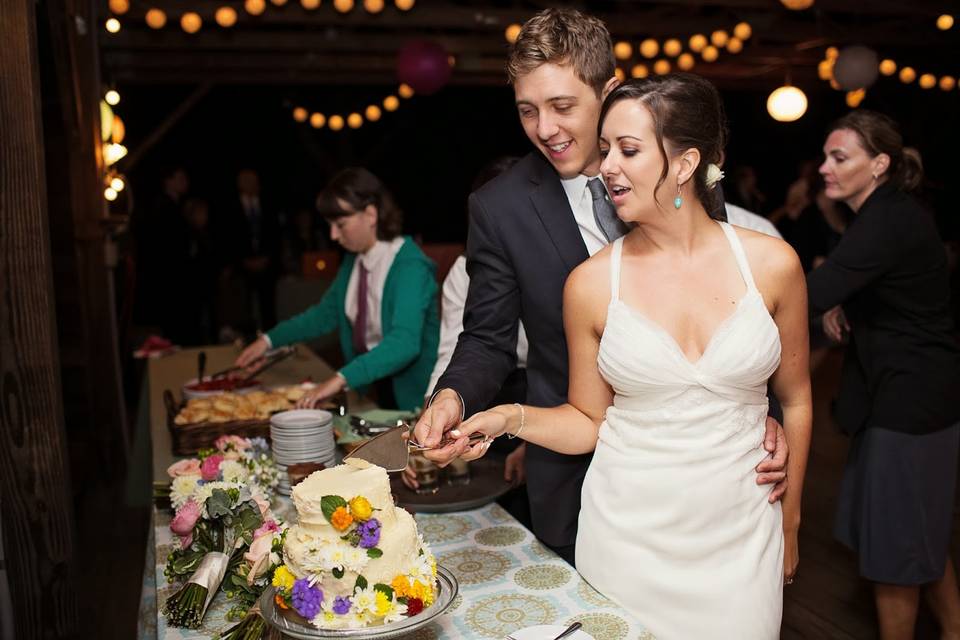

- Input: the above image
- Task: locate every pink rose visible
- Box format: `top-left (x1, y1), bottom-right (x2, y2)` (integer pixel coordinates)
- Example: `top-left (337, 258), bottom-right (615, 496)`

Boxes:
top-left (170, 500), bottom-right (201, 537)
top-left (254, 519), bottom-right (279, 540)
top-left (244, 531), bottom-right (276, 582)
top-left (167, 458), bottom-right (201, 478)
top-left (179, 533), bottom-right (193, 549)
top-left (201, 454), bottom-right (224, 481)
top-left (252, 494), bottom-right (270, 517)
top-left (214, 435), bottom-right (251, 452)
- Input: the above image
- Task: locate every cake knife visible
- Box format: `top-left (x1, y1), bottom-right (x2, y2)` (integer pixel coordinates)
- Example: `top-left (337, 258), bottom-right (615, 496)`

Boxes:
top-left (342, 426), bottom-right (489, 472)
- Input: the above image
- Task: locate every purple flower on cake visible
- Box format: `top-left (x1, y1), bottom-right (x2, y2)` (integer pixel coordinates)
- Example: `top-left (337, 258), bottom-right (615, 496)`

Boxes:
top-left (292, 578), bottom-right (323, 619)
top-left (357, 518), bottom-right (381, 548)
top-left (200, 454), bottom-right (224, 481)
top-left (333, 596), bottom-right (352, 615)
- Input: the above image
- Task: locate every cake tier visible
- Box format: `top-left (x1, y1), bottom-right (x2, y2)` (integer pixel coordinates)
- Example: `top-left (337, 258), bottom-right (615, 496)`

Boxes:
top-left (292, 458), bottom-right (397, 528)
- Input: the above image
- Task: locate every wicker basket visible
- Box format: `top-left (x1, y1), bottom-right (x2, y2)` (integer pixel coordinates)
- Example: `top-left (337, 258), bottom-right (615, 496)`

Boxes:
top-left (164, 389), bottom-right (271, 455)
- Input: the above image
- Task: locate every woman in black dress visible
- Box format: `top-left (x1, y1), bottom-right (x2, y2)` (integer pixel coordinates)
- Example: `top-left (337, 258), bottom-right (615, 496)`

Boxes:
top-left (808, 110), bottom-right (960, 639)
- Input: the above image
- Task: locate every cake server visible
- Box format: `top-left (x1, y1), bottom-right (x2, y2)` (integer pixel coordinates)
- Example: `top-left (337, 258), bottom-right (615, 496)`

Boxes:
top-left (343, 425), bottom-right (490, 472)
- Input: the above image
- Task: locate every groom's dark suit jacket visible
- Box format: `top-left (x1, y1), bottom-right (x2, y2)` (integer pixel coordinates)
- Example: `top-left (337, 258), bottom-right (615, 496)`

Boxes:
top-left (437, 151), bottom-right (593, 549)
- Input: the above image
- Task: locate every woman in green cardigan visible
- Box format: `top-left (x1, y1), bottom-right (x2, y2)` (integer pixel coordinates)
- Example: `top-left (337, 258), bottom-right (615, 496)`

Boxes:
top-left (236, 168), bottom-right (439, 410)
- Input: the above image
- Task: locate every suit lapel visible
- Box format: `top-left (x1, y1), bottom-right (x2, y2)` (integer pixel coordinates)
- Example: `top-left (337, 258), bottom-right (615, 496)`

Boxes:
top-left (527, 154), bottom-right (589, 272)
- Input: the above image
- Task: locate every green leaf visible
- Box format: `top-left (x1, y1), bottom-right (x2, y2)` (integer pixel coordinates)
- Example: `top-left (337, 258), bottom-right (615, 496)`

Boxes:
top-left (207, 489), bottom-right (234, 519)
top-left (321, 495), bottom-right (347, 523)
top-left (373, 584), bottom-right (394, 600)
top-left (366, 548), bottom-right (383, 559)
top-left (332, 567), bottom-right (344, 579)
top-left (354, 575), bottom-right (368, 591)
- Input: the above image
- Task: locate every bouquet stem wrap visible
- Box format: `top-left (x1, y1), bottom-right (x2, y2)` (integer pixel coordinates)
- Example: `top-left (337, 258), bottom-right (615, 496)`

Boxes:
top-left (192, 551), bottom-right (231, 617)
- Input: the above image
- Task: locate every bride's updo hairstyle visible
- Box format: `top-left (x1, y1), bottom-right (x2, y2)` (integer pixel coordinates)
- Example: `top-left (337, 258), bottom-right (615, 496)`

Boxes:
top-left (598, 73), bottom-right (729, 220)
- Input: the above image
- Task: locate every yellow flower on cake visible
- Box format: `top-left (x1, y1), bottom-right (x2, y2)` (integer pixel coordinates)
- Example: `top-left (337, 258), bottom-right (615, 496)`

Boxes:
top-left (272, 565), bottom-right (296, 592)
top-left (390, 574), bottom-right (412, 598)
top-left (374, 590), bottom-right (393, 617)
top-left (330, 506), bottom-right (354, 531)
top-left (348, 496), bottom-right (373, 521)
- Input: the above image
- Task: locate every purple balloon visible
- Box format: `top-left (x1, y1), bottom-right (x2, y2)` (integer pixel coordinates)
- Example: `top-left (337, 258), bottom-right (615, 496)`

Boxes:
top-left (396, 40), bottom-right (451, 95)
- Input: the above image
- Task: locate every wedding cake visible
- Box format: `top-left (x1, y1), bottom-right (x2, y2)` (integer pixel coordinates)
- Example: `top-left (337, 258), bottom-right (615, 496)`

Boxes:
top-left (273, 458), bottom-right (437, 629)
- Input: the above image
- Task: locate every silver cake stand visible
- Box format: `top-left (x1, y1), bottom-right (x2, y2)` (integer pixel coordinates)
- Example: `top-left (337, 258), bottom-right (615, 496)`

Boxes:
top-left (260, 566), bottom-right (458, 639)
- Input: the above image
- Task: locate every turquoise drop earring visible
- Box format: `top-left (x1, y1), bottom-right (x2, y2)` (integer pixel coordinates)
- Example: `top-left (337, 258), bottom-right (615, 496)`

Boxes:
top-left (674, 182), bottom-right (683, 209)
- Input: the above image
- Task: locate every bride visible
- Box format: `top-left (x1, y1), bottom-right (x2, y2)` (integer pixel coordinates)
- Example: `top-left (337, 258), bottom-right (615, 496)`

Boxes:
top-left (415, 74), bottom-right (811, 639)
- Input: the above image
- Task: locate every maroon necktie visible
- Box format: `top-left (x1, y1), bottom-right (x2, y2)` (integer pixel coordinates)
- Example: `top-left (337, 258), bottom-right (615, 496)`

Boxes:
top-left (352, 261), bottom-right (368, 355)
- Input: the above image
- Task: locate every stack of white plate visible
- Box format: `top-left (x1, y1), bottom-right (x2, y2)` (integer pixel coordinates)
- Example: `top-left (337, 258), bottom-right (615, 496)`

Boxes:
top-left (269, 409), bottom-right (337, 495)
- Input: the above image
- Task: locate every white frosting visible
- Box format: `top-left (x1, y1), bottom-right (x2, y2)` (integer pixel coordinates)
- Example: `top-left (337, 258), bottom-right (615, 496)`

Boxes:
top-left (284, 459), bottom-right (426, 603)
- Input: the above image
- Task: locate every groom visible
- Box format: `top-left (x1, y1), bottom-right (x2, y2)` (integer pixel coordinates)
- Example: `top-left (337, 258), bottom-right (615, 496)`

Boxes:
top-left (417, 8), bottom-right (788, 565)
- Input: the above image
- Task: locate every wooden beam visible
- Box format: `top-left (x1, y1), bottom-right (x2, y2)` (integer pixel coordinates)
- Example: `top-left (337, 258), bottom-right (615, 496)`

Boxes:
top-left (0, 1), bottom-right (79, 638)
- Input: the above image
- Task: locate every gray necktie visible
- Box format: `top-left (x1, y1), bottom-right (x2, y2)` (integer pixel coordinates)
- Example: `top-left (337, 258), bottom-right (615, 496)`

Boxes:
top-left (587, 178), bottom-right (629, 242)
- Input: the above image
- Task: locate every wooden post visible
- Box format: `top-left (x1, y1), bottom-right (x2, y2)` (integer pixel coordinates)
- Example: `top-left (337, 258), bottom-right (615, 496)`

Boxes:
top-left (0, 0), bottom-right (80, 638)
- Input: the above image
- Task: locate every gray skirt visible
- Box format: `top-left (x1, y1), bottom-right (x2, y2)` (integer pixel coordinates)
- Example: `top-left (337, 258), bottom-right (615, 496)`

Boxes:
top-left (834, 423), bottom-right (960, 585)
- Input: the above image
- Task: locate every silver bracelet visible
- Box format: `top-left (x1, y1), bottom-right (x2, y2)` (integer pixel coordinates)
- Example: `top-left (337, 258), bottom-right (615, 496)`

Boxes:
top-left (508, 403), bottom-right (525, 439)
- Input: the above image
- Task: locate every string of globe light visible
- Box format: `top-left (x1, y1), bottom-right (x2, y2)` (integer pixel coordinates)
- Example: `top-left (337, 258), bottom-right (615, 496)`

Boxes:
top-left (502, 21), bottom-right (754, 79)
top-left (102, 0), bottom-right (416, 34)
top-left (815, 12), bottom-right (956, 109)
top-left (288, 83), bottom-right (415, 132)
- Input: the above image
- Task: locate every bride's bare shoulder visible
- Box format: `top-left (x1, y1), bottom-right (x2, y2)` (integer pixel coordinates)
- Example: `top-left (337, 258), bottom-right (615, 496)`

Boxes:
top-left (731, 225), bottom-right (801, 279)
top-left (565, 244), bottom-right (615, 303)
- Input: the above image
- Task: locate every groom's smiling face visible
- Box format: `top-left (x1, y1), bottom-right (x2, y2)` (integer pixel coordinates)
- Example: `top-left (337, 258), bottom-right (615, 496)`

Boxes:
top-left (514, 62), bottom-right (606, 179)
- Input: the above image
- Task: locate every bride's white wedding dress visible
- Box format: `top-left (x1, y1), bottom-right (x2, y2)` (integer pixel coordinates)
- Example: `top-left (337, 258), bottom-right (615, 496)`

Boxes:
top-left (576, 222), bottom-right (784, 639)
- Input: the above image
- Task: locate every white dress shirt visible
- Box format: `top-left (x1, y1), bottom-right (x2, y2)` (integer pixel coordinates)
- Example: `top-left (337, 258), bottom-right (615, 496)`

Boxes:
top-left (561, 174), bottom-right (609, 257)
top-left (724, 203), bottom-right (783, 239)
top-left (426, 256), bottom-right (529, 396)
top-left (344, 237), bottom-right (406, 351)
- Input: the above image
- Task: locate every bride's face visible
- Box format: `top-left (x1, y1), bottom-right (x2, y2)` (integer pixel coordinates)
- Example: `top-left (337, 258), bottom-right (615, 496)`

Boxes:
top-left (599, 99), bottom-right (674, 223)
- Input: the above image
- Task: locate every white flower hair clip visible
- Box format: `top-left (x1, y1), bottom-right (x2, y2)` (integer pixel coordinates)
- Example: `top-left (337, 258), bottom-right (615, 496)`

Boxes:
top-left (705, 163), bottom-right (725, 190)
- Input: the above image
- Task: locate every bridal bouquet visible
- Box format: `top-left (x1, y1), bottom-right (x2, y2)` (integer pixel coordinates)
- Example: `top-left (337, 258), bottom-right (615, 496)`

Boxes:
top-left (163, 486), bottom-right (264, 628)
top-left (167, 436), bottom-right (280, 514)
top-left (217, 523), bottom-right (287, 640)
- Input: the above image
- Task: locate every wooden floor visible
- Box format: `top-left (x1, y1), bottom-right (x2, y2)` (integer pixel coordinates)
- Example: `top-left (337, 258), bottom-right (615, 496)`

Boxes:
top-left (85, 348), bottom-right (955, 639)
top-left (782, 348), bottom-right (953, 639)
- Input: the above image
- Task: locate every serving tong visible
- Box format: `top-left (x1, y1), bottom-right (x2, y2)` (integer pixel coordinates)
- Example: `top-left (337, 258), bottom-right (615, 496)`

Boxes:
top-left (206, 345), bottom-right (297, 383)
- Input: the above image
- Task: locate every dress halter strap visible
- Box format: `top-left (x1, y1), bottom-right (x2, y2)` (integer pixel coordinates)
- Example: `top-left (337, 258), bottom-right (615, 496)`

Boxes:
top-left (718, 221), bottom-right (758, 293)
top-left (610, 237), bottom-right (624, 302)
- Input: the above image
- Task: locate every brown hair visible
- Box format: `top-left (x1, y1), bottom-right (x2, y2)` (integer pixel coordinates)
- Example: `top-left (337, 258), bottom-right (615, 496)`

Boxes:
top-left (598, 73), bottom-right (729, 219)
top-left (506, 8), bottom-right (615, 96)
top-left (828, 110), bottom-right (923, 192)
top-left (317, 167), bottom-right (403, 240)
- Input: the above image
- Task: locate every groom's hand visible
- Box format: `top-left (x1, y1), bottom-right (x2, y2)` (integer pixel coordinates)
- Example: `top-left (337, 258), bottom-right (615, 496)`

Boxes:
top-left (413, 389), bottom-right (470, 466)
top-left (757, 416), bottom-right (788, 503)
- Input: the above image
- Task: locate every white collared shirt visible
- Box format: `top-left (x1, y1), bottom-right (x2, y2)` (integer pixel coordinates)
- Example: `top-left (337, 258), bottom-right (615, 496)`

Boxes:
top-left (561, 174), bottom-right (609, 257)
top-left (426, 255), bottom-right (529, 396)
top-left (344, 237), bottom-right (406, 351)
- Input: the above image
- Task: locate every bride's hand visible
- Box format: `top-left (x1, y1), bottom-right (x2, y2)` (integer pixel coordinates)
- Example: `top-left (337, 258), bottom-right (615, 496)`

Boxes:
top-left (783, 529), bottom-right (799, 585)
top-left (451, 405), bottom-right (516, 462)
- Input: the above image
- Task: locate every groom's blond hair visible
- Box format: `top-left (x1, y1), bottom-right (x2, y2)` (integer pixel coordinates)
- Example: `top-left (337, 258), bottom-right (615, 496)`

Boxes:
top-left (506, 8), bottom-right (615, 97)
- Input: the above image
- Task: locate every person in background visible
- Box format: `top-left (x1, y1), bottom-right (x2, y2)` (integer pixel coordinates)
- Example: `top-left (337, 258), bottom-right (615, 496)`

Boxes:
top-left (236, 168), bottom-right (439, 411)
top-left (179, 198), bottom-right (217, 345)
top-left (221, 169), bottom-right (282, 334)
top-left (132, 165), bottom-right (190, 341)
top-left (729, 165), bottom-right (768, 214)
top-left (281, 206), bottom-right (328, 275)
top-left (808, 110), bottom-right (960, 640)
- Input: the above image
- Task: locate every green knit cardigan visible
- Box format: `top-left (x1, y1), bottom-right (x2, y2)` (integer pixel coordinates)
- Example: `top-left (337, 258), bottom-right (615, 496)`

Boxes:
top-left (267, 237), bottom-right (439, 410)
